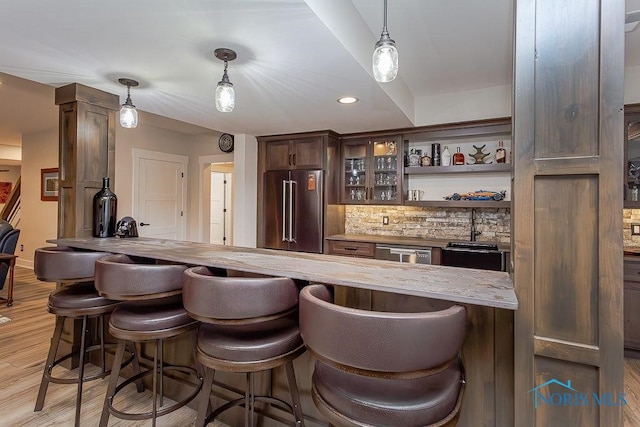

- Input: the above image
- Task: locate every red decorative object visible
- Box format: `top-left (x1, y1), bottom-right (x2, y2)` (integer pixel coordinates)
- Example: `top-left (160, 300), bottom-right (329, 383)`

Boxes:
top-left (0, 182), bottom-right (12, 203)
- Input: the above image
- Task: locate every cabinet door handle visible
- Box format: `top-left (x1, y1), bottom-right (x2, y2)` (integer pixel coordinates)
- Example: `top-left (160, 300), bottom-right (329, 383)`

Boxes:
top-left (292, 153), bottom-right (296, 165)
top-left (288, 153), bottom-right (292, 166)
top-left (343, 246), bottom-right (358, 251)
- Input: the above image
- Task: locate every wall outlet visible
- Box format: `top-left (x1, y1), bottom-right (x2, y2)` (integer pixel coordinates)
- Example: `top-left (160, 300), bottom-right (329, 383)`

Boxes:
top-left (383, 216), bottom-right (389, 225)
top-left (633, 224), bottom-right (640, 236)
top-left (20, 244), bottom-right (23, 252)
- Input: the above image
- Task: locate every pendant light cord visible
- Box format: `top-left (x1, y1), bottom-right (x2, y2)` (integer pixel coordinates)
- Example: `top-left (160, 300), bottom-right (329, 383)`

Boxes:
top-left (381, 0), bottom-right (389, 37)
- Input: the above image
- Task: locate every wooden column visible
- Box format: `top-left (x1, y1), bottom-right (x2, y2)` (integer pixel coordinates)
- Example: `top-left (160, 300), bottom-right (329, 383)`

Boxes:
top-left (55, 83), bottom-right (118, 238)
top-left (513, 0), bottom-right (624, 425)
top-left (54, 84), bottom-right (118, 367)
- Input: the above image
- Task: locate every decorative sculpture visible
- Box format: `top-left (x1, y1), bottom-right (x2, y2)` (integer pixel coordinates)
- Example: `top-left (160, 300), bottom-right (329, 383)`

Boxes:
top-left (469, 144), bottom-right (491, 164)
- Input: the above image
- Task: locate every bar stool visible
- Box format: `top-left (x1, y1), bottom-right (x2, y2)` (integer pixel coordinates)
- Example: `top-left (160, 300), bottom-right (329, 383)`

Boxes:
top-left (182, 266), bottom-right (306, 427)
top-left (94, 254), bottom-right (201, 427)
top-left (299, 284), bottom-right (467, 427)
top-left (33, 246), bottom-right (134, 427)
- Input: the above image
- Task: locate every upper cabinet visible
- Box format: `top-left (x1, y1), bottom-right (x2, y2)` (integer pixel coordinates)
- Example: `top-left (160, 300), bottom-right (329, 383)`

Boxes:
top-left (264, 137), bottom-right (324, 170)
top-left (402, 118), bottom-right (512, 208)
top-left (625, 104), bottom-right (640, 207)
top-left (341, 136), bottom-right (402, 205)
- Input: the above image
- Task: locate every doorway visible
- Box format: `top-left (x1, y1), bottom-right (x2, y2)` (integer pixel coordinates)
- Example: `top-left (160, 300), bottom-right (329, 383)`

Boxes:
top-left (210, 171), bottom-right (232, 245)
top-left (209, 163), bottom-right (233, 245)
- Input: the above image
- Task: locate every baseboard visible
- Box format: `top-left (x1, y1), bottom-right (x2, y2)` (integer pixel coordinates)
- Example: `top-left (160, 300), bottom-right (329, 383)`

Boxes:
top-left (16, 258), bottom-right (33, 269)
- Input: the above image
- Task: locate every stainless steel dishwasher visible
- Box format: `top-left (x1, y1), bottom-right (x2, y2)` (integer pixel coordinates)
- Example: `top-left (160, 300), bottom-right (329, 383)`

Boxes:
top-left (374, 245), bottom-right (432, 264)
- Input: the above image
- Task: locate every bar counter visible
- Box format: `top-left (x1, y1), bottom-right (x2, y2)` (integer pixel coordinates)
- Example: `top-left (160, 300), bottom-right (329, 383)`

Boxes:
top-left (48, 237), bottom-right (517, 426)
top-left (48, 237), bottom-right (517, 310)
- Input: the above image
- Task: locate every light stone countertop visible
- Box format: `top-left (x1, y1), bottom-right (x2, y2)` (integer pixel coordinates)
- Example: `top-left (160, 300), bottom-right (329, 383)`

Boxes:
top-left (48, 237), bottom-right (518, 310)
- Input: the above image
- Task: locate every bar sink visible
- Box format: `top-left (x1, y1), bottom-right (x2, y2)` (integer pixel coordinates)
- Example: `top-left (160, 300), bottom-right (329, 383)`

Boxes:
top-left (441, 242), bottom-right (505, 271)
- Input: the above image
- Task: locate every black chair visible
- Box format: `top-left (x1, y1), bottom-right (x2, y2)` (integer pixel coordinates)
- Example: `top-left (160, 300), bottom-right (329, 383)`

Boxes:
top-left (0, 225), bottom-right (19, 293)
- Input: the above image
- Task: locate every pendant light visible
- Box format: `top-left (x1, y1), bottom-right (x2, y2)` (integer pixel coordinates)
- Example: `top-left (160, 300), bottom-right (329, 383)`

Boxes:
top-left (214, 48), bottom-right (237, 113)
top-left (372, 0), bottom-right (398, 83)
top-left (118, 78), bottom-right (139, 128)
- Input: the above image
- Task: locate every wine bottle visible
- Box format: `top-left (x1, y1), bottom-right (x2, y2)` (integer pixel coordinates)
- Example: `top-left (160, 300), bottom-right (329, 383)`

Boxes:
top-left (453, 147), bottom-right (465, 165)
top-left (93, 177), bottom-right (117, 237)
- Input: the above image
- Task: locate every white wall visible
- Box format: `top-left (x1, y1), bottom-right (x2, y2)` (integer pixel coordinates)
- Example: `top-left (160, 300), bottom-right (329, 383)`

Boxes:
top-left (625, 65), bottom-right (640, 105)
top-left (232, 134), bottom-right (258, 248)
top-left (19, 129), bottom-right (58, 268)
top-left (414, 84), bottom-right (513, 126)
top-left (114, 111), bottom-right (223, 241)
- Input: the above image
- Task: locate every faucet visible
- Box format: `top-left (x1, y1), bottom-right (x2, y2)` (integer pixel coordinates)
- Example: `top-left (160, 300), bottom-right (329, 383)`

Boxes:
top-left (470, 208), bottom-right (481, 242)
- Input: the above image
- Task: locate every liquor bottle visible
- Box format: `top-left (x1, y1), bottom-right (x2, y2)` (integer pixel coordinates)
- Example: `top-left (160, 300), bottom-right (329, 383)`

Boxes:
top-left (496, 140), bottom-right (506, 164)
top-left (453, 147), bottom-right (465, 165)
top-left (432, 143), bottom-right (441, 166)
top-left (441, 145), bottom-right (451, 166)
top-left (93, 177), bottom-right (117, 237)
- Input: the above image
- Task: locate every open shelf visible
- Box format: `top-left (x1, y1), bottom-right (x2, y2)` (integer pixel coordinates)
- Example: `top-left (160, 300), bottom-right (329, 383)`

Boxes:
top-left (404, 163), bottom-right (511, 175)
top-left (404, 200), bottom-right (511, 208)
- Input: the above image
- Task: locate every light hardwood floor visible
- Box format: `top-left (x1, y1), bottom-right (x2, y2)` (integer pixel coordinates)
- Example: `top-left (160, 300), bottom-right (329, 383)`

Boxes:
top-left (1, 267), bottom-right (640, 426)
top-left (0, 267), bottom-right (227, 427)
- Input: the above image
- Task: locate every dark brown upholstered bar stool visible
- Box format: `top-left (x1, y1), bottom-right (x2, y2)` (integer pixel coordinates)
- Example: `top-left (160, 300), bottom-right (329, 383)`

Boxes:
top-left (183, 266), bottom-right (306, 427)
top-left (94, 254), bottom-right (201, 427)
top-left (299, 284), bottom-right (467, 427)
top-left (33, 246), bottom-right (130, 427)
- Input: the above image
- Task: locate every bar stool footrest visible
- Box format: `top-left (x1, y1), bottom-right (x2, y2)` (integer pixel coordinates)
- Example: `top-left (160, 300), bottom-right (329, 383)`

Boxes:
top-left (206, 395), bottom-right (294, 425)
top-left (107, 365), bottom-right (202, 421)
top-left (45, 342), bottom-right (135, 385)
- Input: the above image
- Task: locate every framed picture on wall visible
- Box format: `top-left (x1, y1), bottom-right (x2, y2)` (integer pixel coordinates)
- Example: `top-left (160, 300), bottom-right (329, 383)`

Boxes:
top-left (41, 168), bottom-right (59, 201)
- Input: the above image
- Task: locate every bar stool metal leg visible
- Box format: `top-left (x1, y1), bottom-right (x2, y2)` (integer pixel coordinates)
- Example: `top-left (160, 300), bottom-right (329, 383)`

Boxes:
top-left (74, 315), bottom-right (88, 427)
top-left (99, 339), bottom-right (126, 427)
top-left (34, 315), bottom-right (65, 411)
top-left (285, 361), bottom-right (305, 427)
top-left (196, 368), bottom-right (215, 427)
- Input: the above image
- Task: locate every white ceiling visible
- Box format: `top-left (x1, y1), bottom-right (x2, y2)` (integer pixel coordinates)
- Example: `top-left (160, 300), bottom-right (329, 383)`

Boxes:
top-left (0, 0), bottom-right (638, 150)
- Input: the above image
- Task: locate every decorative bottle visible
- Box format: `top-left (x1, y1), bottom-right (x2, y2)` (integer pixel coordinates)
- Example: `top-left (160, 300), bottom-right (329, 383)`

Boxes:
top-left (93, 177), bottom-right (117, 237)
top-left (453, 147), bottom-right (465, 165)
top-left (496, 140), bottom-right (506, 163)
top-left (442, 145), bottom-right (451, 166)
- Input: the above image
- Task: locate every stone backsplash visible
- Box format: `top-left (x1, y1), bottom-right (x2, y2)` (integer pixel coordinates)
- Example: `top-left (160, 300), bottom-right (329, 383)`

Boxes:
top-left (624, 209), bottom-right (640, 247)
top-left (344, 205), bottom-right (511, 243)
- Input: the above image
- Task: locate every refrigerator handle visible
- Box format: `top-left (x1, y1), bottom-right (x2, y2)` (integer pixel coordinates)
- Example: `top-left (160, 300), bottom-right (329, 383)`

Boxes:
top-left (282, 180), bottom-right (288, 242)
top-left (289, 180), bottom-right (295, 242)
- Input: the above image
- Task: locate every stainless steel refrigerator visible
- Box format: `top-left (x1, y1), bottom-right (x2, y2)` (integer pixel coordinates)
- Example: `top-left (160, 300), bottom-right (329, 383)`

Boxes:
top-left (263, 169), bottom-right (324, 253)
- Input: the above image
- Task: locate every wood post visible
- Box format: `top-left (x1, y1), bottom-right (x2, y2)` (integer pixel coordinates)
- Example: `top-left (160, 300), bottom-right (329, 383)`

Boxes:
top-left (513, 0), bottom-right (625, 425)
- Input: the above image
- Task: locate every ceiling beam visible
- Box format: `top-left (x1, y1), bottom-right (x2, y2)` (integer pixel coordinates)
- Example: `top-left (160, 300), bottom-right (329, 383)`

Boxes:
top-left (304, 0), bottom-right (415, 125)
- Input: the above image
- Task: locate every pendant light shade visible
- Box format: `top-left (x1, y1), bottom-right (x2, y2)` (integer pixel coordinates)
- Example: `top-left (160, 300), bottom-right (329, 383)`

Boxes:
top-left (373, 0), bottom-right (398, 83)
top-left (214, 48), bottom-right (237, 113)
top-left (118, 78), bottom-right (139, 128)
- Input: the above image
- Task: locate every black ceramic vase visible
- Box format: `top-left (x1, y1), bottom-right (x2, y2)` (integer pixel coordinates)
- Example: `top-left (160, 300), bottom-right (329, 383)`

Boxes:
top-left (93, 177), bottom-right (117, 237)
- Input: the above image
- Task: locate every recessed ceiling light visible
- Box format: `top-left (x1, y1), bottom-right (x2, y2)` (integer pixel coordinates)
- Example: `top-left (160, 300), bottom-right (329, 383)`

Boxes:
top-left (337, 96), bottom-right (359, 104)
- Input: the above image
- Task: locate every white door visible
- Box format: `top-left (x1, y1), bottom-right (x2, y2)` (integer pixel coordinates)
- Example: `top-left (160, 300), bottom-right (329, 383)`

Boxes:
top-left (133, 149), bottom-right (187, 240)
top-left (210, 172), bottom-right (233, 245)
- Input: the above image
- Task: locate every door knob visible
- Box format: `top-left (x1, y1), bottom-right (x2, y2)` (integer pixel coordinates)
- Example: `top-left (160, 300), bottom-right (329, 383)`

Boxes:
top-left (139, 222), bottom-right (150, 226)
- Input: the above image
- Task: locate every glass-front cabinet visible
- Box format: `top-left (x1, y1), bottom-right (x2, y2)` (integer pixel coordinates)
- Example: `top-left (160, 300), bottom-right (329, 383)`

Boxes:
top-left (626, 106), bottom-right (640, 207)
top-left (342, 136), bottom-right (402, 205)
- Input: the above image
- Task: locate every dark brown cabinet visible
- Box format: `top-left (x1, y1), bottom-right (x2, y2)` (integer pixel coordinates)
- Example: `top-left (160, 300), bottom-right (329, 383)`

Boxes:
top-left (625, 258), bottom-right (640, 357)
top-left (264, 137), bottom-right (324, 170)
top-left (341, 136), bottom-right (402, 205)
top-left (327, 240), bottom-right (375, 258)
